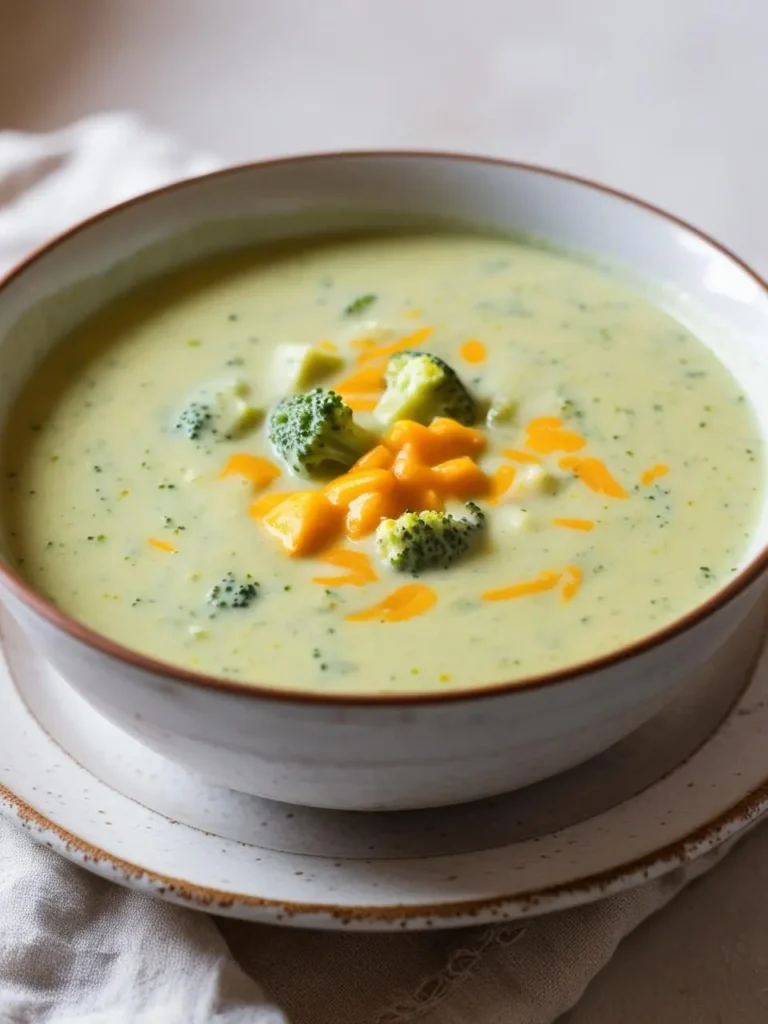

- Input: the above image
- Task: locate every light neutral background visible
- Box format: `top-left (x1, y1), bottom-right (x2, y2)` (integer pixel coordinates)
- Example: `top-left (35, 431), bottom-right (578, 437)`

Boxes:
top-left (1, 1), bottom-right (767, 1020)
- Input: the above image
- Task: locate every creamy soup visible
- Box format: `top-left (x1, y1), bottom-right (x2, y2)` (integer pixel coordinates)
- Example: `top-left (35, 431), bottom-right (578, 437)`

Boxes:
top-left (2, 233), bottom-right (763, 693)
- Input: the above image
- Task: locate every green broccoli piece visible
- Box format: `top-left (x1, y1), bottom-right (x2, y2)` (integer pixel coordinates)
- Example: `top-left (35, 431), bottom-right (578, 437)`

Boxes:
top-left (207, 572), bottom-right (259, 609)
top-left (175, 401), bottom-right (213, 440)
top-left (344, 293), bottom-right (377, 317)
top-left (375, 502), bottom-right (486, 575)
top-left (268, 387), bottom-right (377, 477)
top-left (374, 351), bottom-right (476, 426)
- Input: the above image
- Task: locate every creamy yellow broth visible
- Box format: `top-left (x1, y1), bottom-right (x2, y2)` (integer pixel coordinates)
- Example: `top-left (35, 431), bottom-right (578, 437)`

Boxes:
top-left (2, 234), bottom-right (763, 693)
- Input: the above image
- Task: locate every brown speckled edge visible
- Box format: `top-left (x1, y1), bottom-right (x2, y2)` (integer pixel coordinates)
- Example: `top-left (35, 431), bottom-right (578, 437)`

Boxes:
top-left (2, 773), bottom-right (766, 928)
top-left (0, 151), bottom-right (765, 708)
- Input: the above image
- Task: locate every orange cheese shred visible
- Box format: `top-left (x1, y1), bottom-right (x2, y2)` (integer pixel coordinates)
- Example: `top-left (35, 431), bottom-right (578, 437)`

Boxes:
top-left (260, 491), bottom-right (341, 556)
top-left (350, 337), bottom-right (379, 353)
top-left (430, 456), bottom-right (489, 499)
top-left (524, 416), bottom-right (587, 455)
top-left (346, 584), bottom-right (437, 623)
top-left (482, 570), bottom-right (562, 603)
top-left (325, 468), bottom-right (395, 509)
top-left (559, 456), bottom-right (628, 499)
top-left (561, 565), bottom-right (583, 602)
top-left (502, 448), bottom-right (541, 465)
top-left (335, 366), bottom-right (386, 395)
top-left (355, 326), bottom-right (434, 367)
top-left (345, 490), bottom-right (402, 539)
top-left (249, 492), bottom-right (299, 520)
top-left (147, 537), bottom-right (176, 553)
top-left (344, 396), bottom-right (379, 412)
top-left (384, 420), bottom-right (438, 459)
top-left (489, 464), bottom-right (517, 504)
top-left (416, 488), bottom-right (444, 511)
top-left (552, 517), bottom-right (596, 532)
top-left (218, 454), bottom-right (281, 488)
top-left (640, 463), bottom-right (670, 486)
top-left (427, 418), bottom-right (487, 459)
top-left (459, 339), bottom-right (487, 364)
top-left (392, 444), bottom-right (435, 488)
top-left (351, 445), bottom-right (394, 472)
top-left (316, 339), bottom-right (339, 354)
top-left (312, 547), bottom-right (379, 587)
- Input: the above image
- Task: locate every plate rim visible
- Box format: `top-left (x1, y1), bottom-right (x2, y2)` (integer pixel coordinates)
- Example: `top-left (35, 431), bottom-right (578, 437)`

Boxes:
top-left (3, 599), bottom-right (767, 931)
top-left (2, 779), bottom-right (766, 928)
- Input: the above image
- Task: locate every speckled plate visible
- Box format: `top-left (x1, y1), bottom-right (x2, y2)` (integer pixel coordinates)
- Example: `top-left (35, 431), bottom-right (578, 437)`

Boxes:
top-left (1, 599), bottom-right (768, 931)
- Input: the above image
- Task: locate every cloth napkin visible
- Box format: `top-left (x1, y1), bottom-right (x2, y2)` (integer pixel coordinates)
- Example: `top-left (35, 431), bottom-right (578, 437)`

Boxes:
top-left (0, 113), bottom-right (749, 1024)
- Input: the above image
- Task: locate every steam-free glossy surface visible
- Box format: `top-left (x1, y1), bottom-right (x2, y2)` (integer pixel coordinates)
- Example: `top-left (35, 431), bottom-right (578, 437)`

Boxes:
top-left (3, 234), bottom-right (762, 693)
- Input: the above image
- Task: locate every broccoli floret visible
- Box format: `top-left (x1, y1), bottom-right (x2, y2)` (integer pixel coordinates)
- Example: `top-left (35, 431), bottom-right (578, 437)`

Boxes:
top-left (374, 351), bottom-right (476, 426)
top-left (376, 502), bottom-right (486, 575)
top-left (268, 387), bottom-right (376, 477)
top-left (175, 401), bottom-right (213, 440)
top-left (207, 572), bottom-right (259, 609)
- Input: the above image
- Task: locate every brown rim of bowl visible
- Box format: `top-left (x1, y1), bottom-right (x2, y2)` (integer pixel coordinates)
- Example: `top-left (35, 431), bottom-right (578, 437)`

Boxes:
top-left (0, 149), bottom-right (765, 708)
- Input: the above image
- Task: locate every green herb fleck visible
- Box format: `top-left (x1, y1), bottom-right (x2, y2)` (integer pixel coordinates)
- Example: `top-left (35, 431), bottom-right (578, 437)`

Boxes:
top-left (344, 293), bottom-right (377, 317)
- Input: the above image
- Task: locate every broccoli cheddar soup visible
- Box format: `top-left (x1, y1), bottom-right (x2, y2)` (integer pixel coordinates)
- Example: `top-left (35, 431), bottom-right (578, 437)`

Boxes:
top-left (3, 233), bottom-right (763, 694)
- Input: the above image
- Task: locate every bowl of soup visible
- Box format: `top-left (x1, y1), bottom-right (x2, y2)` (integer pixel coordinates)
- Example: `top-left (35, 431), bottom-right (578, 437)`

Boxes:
top-left (0, 153), bottom-right (765, 811)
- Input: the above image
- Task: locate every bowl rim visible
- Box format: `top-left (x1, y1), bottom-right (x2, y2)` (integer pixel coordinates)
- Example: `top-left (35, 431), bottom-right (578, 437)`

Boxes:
top-left (0, 148), bottom-right (766, 707)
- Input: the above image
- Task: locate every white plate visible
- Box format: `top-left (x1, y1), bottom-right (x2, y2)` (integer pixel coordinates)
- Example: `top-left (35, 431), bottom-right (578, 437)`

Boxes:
top-left (1, 601), bottom-right (767, 932)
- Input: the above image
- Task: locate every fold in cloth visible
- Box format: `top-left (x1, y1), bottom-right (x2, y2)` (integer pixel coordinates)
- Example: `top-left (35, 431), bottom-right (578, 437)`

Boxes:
top-left (0, 114), bottom-right (750, 1024)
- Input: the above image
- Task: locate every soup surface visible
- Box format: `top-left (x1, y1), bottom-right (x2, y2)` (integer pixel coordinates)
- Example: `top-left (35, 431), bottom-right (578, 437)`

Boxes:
top-left (3, 233), bottom-right (763, 693)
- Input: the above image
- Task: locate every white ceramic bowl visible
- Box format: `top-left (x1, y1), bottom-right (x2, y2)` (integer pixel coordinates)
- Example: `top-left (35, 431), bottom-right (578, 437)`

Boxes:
top-left (0, 153), bottom-right (766, 812)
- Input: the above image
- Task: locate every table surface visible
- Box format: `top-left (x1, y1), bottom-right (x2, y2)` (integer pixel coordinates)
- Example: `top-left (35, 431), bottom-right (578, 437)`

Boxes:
top-left (1, 2), bottom-right (767, 1020)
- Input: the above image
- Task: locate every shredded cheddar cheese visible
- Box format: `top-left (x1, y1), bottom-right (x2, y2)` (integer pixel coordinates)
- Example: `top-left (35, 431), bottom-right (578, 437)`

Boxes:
top-left (489, 464), bottom-right (517, 504)
top-left (559, 456), bottom-right (628, 499)
top-left (482, 570), bottom-right (562, 602)
top-left (640, 463), bottom-right (670, 486)
top-left (312, 547), bottom-right (378, 587)
top-left (459, 339), bottom-right (487, 364)
top-left (346, 584), bottom-right (437, 623)
top-left (524, 416), bottom-right (587, 455)
top-left (552, 517), bottom-right (596, 531)
top-left (561, 565), bottom-right (583, 602)
top-left (502, 449), bottom-right (541, 464)
top-left (355, 326), bottom-right (434, 367)
top-left (147, 537), bottom-right (176, 553)
top-left (218, 454), bottom-right (280, 488)
top-left (335, 366), bottom-right (386, 395)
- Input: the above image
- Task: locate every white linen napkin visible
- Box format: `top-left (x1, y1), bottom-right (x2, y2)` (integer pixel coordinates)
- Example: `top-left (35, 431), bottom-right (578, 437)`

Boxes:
top-left (0, 113), bottom-right (751, 1024)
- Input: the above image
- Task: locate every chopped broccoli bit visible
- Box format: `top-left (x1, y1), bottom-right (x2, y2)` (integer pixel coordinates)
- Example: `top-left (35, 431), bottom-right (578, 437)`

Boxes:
top-left (207, 572), bottom-right (259, 609)
top-left (270, 343), bottom-right (344, 393)
top-left (344, 294), bottom-right (377, 317)
top-left (174, 380), bottom-right (263, 442)
top-left (374, 351), bottom-right (476, 426)
top-left (268, 387), bottom-right (377, 477)
top-left (486, 395), bottom-right (518, 428)
top-left (376, 502), bottom-right (486, 575)
top-left (175, 401), bottom-right (213, 440)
